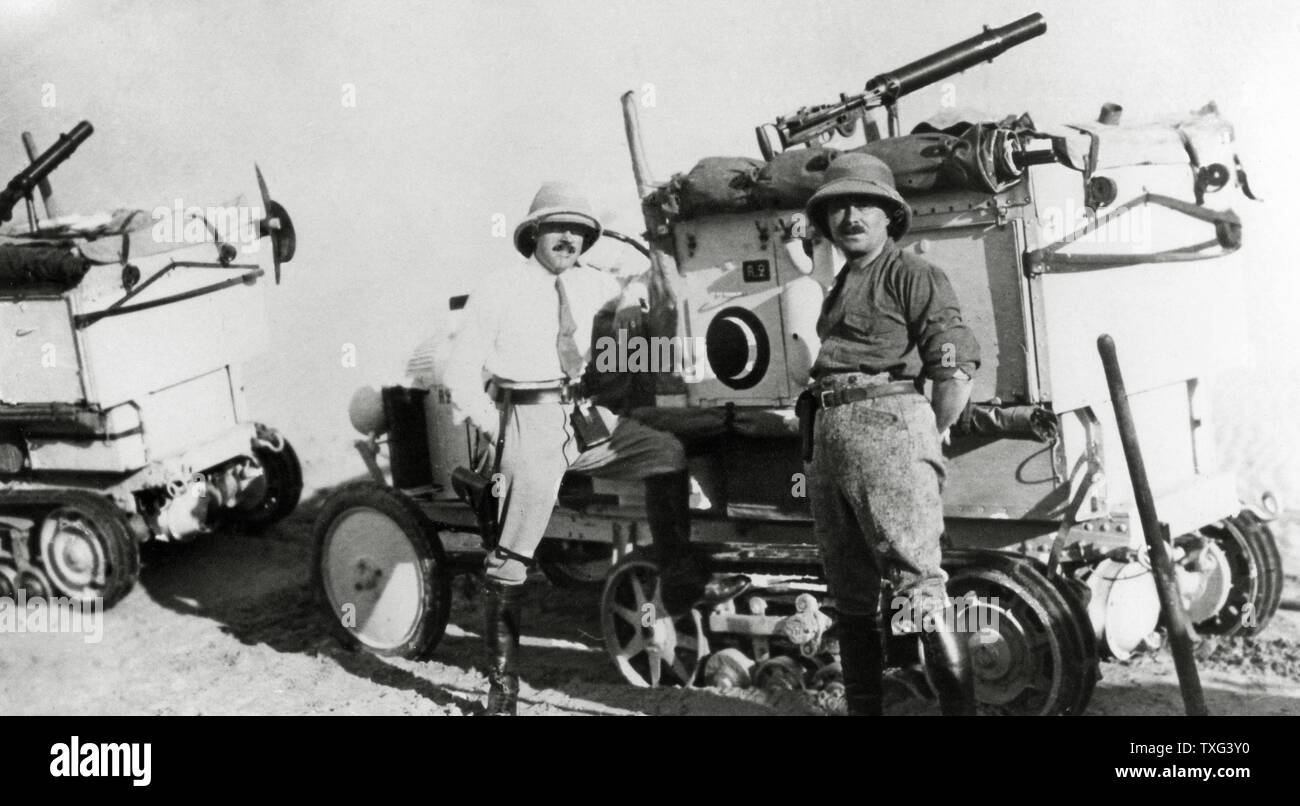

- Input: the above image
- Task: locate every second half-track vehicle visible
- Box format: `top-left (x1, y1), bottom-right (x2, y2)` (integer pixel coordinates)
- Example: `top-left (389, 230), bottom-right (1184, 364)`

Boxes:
top-left (0, 122), bottom-right (302, 608)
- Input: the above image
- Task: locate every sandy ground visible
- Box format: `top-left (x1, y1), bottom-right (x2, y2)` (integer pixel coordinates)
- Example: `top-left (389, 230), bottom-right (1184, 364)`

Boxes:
top-left (2, 492), bottom-right (1297, 717)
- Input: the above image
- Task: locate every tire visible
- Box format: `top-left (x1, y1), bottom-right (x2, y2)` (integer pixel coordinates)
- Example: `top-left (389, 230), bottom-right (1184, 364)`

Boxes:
top-left (36, 490), bottom-right (140, 609)
top-left (226, 424), bottom-right (303, 534)
top-left (942, 550), bottom-right (1097, 716)
top-left (1231, 511), bottom-right (1284, 637)
top-left (312, 482), bottom-right (452, 660)
top-left (537, 539), bottom-right (613, 591)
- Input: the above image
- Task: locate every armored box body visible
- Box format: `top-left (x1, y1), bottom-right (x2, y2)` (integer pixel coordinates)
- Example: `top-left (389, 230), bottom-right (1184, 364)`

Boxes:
top-left (0, 243), bottom-right (268, 474)
top-left (662, 114), bottom-right (1250, 549)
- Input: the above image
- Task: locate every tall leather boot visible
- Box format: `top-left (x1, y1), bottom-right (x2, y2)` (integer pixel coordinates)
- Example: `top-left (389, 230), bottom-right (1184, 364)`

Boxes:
top-left (920, 606), bottom-right (977, 716)
top-left (643, 469), bottom-right (693, 562)
top-left (482, 579), bottom-right (522, 716)
top-left (836, 613), bottom-right (884, 716)
top-left (644, 470), bottom-right (749, 614)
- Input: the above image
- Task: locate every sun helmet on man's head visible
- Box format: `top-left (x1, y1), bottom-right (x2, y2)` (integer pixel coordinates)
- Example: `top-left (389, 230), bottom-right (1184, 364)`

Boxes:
top-left (805, 153), bottom-right (911, 240)
top-left (513, 182), bottom-right (603, 258)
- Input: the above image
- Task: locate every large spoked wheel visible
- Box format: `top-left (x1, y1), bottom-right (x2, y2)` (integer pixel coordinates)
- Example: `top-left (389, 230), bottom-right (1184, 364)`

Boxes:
top-left (313, 482), bottom-right (451, 660)
top-left (226, 424), bottom-right (304, 534)
top-left (538, 539), bottom-right (614, 591)
top-left (944, 552), bottom-right (1097, 716)
top-left (601, 555), bottom-right (709, 688)
top-left (1230, 511), bottom-right (1284, 637)
top-left (37, 491), bottom-right (140, 608)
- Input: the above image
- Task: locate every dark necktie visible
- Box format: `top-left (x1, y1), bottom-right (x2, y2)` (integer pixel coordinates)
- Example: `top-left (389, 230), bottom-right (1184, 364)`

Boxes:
top-left (555, 276), bottom-right (585, 379)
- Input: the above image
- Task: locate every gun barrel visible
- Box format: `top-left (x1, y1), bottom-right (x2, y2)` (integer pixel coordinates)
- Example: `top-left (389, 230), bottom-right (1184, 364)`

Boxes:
top-left (864, 13), bottom-right (1046, 102)
top-left (1, 121), bottom-right (94, 224)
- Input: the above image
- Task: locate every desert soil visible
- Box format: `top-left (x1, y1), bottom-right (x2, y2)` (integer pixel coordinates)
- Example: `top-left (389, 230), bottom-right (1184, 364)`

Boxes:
top-left (2, 490), bottom-right (1297, 717)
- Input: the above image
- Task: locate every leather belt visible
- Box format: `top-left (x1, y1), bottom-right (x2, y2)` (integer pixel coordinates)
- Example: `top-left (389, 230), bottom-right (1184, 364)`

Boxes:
top-left (810, 380), bottom-right (917, 410)
top-left (487, 378), bottom-right (582, 406)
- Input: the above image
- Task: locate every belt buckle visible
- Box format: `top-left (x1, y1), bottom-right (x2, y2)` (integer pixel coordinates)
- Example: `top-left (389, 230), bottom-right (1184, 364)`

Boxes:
top-left (819, 389), bottom-right (836, 409)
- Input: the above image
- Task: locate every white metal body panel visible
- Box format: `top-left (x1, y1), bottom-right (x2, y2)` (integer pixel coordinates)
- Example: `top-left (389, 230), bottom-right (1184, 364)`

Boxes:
top-left (136, 368), bottom-right (239, 461)
top-left (1035, 249), bottom-right (1247, 413)
top-left (1147, 473), bottom-right (1239, 542)
top-left (0, 296), bottom-right (84, 402)
top-left (1030, 159), bottom-right (1248, 411)
top-left (23, 370), bottom-right (241, 474)
top-left (74, 256), bottom-right (268, 409)
top-left (1091, 382), bottom-right (1198, 501)
top-left (141, 423), bottom-right (258, 486)
top-left (0, 245), bottom-right (269, 411)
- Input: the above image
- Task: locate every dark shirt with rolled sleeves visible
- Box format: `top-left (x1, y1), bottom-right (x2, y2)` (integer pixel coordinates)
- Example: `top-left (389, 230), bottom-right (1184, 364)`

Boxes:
top-left (811, 239), bottom-right (980, 383)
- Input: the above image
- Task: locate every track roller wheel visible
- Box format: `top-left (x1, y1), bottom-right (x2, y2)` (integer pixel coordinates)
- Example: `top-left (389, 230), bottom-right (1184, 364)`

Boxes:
top-left (36, 490), bottom-right (140, 607)
top-left (312, 482), bottom-right (452, 660)
top-left (752, 655), bottom-right (807, 691)
top-left (600, 555), bottom-right (709, 687)
top-left (703, 647), bottom-right (755, 689)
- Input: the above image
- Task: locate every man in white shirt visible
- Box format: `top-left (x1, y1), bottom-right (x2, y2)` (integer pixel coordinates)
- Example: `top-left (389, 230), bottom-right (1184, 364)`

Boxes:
top-left (445, 182), bottom-right (748, 715)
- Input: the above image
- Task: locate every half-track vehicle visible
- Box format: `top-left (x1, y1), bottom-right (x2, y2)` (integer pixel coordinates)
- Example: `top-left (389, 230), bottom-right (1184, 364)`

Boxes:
top-left (314, 13), bottom-right (1281, 715)
top-left (0, 122), bottom-right (302, 608)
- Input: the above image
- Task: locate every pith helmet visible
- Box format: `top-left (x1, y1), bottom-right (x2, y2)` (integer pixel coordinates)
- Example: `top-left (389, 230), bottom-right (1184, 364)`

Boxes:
top-left (805, 153), bottom-right (912, 240)
top-left (513, 182), bottom-right (603, 257)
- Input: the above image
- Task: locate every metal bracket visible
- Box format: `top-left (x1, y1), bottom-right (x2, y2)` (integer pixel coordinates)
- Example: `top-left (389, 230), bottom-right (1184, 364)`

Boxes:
top-left (353, 438), bottom-right (388, 487)
top-left (1046, 450), bottom-right (1105, 577)
top-left (1024, 193), bottom-right (1241, 276)
top-left (74, 261), bottom-right (263, 328)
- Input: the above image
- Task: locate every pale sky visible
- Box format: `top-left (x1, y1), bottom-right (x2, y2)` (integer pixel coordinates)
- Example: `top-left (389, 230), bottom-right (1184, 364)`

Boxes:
top-left (2, 0), bottom-right (1296, 483)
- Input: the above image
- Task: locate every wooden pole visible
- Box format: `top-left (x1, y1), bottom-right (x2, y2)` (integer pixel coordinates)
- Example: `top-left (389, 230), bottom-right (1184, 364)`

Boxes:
top-left (1097, 334), bottom-right (1207, 716)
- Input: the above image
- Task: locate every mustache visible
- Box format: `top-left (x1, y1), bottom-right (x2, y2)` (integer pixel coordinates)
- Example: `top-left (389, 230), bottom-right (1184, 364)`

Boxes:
top-left (837, 222), bottom-right (868, 235)
top-left (551, 238), bottom-right (578, 252)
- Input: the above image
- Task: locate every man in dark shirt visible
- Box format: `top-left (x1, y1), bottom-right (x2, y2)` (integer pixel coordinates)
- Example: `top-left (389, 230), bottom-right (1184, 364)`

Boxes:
top-left (802, 152), bottom-right (981, 716)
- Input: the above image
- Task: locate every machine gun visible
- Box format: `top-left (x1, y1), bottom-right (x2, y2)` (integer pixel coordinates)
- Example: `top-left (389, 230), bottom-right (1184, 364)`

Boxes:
top-left (756, 13), bottom-right (1046, 159)
top-left (0, 121), bottom-right (94, 226)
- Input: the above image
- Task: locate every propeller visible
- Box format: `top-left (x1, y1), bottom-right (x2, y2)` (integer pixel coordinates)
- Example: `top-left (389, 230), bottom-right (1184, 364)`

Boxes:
top-left (254, 163), bottom-right (296, 283)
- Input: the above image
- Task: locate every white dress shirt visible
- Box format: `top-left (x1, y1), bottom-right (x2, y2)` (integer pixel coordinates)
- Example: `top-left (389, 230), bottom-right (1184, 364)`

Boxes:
top-left (444, 256), bottom-right (623, 428)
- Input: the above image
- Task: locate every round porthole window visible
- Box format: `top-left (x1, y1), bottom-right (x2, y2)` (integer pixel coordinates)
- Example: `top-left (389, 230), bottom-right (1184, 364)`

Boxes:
top-left (705, 307), bottom-right (770, 390)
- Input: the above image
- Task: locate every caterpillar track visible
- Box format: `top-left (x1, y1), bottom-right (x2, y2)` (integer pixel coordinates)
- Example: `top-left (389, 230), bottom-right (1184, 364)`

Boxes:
top-left (0, 487), bottom-right (141, 608)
